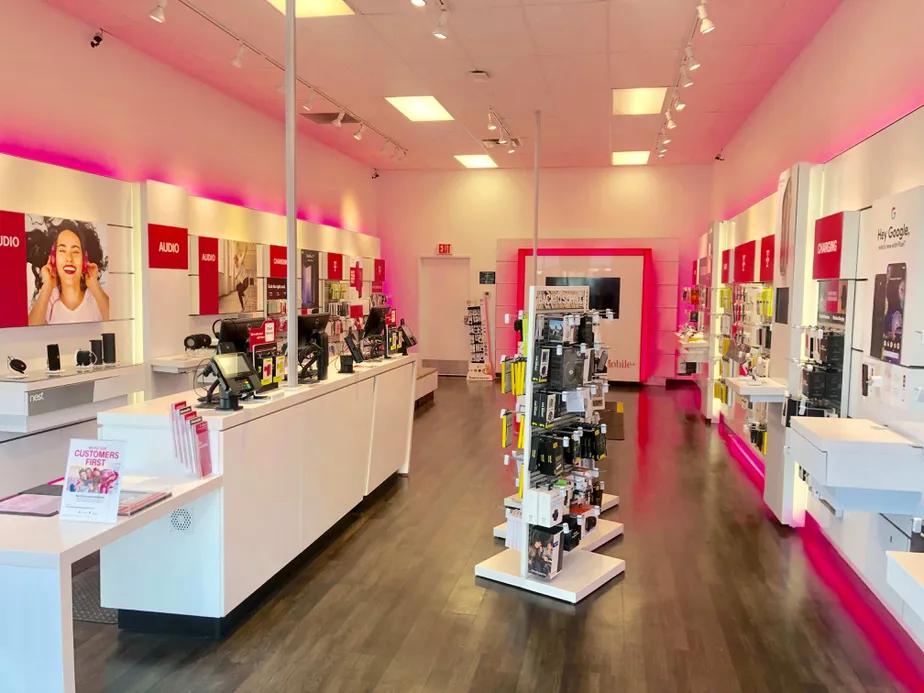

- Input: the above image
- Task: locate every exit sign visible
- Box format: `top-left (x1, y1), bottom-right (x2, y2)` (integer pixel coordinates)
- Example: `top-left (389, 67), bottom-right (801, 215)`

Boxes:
top-left (437, 244), bottom-right (452, 255)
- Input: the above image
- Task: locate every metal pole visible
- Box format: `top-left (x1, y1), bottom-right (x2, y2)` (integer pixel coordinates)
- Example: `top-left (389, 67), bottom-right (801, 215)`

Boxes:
top-left (532, 110), bottom-right (541, 287)
top-left (285, 0), bottom-right (299, 387)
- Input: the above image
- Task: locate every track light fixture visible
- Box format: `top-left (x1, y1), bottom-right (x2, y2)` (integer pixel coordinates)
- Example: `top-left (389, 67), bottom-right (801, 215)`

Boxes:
top-left (354, 123), bottom-right (366, 141)
top-left (658, 151), bottom-right (666, 159)
top-left (684, 46), bottom-right (700, 71)
top-left (697, 3), bottom-right (715, 34)
top-left (662, 135), bottom-right (672, 144)
top-left (303, 91), bottom-right (316, 111)
top-left (333, 110), bottom-right (345, 128)
top-left (488, 111), bottom-right (497, 131)
top-left (508, 139), bottom-right (520, 154)
top-left (497, 129), bottom-right (509, 145)
top-left (433, 10), bottom-right (449, 39)
top-left (381, 142), bottom-right (391, 156)
top-left (396, 149), bottom-right (406, 162)
top-left (231, 42), bottom-right (245, 68)
top-left (673, 95), bottom-right (686, 111)
top-left (411, 0), bottom-right (426, 6)
top-left (149, 0), bottom-right (167, 23)
top-left (666, 112), bottom-right (677, 130)
top-left (680, 66), bottom-right (693, 88)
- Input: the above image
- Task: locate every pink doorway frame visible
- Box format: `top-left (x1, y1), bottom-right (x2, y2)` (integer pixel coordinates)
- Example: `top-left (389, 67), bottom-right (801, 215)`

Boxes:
top-left (515, 247), bottom-right (654, 383)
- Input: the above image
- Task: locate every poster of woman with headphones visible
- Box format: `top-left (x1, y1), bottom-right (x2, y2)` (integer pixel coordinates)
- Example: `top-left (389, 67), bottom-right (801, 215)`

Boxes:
top-left (26, 216), bottom-right (111, 325)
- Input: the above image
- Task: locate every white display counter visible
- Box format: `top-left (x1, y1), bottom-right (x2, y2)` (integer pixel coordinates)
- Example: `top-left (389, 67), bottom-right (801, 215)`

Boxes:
top-left (0, 355), bottom-right (416, 693)
top-left (726, 376), bottom-right (787, 403)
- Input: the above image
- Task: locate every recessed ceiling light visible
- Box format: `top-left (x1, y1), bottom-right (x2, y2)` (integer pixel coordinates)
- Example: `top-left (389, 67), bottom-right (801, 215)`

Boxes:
top-left (611, 87), bottom-right (668, 116)
top-left (411, 0), bottom-right (426, 5)
top-left (455, 155), bottom-right (497, 169)
top-left (261, 0), bottom-right (353, 18)
top-left (385, 96), bottom-right (454, 122)
top-left (611, 151), bottom-right (650, 166)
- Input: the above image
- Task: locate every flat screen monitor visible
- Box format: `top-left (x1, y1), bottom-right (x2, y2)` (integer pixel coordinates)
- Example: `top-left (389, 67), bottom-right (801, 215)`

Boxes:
top-left (544, 277), bottom-right (621, 317)
top-left (364, 306), bottom-right (390, 338)
top-left (296, 313), bottom-right (330, 347)
top-left (399, 321), bottom-right (417, 348)
top-left (217, 317), bottom-right (265, 353)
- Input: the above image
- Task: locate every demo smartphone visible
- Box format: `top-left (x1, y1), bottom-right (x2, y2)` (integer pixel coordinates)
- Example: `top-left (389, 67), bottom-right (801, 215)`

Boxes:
top-left (869, 273), bottom-right (886, 360)
top-left (212, 352), bottom-right (261, 397)
top-left (883, 263), bottom-right (906, 364)
top-left (345, 330), bottom-right (365, 364)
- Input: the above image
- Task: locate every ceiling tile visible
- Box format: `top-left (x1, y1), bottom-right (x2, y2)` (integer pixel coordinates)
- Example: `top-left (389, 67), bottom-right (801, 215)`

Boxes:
top-left (609, 50), bottom-right (679, 89)
top-left (608, 0), bottom-right (697, 51)
top-left (450, 7), bottom-right (535, 61)
top-left (524, 2), bottom-right (608, 56)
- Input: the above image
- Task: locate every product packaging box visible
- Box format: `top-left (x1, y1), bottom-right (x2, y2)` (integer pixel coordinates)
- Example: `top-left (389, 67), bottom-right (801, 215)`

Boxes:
top-left (527, 524), bottom-right (563, 579)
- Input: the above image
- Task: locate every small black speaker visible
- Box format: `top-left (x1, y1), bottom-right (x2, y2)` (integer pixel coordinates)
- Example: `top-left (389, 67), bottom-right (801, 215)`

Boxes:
top-left (101, 333), bottom-right (116, 365)
top-left (8, 358), bottom-right (26, 374)
top-left (184, 333), bottom-right (212, 350)
top-left (90, 339), bottom-right (103, 366)
top-left (76, 349), bottom-right (93, 367)
top-left (46, 344), bottom-right (61, 372)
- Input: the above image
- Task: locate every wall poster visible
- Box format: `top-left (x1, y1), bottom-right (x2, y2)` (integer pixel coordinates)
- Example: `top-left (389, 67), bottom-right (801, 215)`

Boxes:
top-left (301, 250), bottom-right (320, 309)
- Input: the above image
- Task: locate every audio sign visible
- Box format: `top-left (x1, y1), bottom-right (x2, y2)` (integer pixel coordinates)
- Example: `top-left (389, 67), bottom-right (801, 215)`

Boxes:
top-left (198, 236), bottom-right (220, 314)
top-left (148, 224), bottom-right (189, 270)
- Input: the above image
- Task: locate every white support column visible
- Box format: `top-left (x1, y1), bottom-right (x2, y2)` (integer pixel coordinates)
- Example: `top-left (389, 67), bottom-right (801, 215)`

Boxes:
top-left (532, 110), bottom-right (541, 287)
top-left (285, 0), bottom-right (299, 387)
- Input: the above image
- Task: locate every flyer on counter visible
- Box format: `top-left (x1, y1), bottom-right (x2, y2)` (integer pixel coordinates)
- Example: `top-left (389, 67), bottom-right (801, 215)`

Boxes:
top-left (59, 439), bottom-right (125, 523)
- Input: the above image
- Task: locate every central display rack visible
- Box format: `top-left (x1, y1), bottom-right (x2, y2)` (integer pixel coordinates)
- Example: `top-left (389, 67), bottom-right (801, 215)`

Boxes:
top-left (474, 286), bottom-right (626, 603)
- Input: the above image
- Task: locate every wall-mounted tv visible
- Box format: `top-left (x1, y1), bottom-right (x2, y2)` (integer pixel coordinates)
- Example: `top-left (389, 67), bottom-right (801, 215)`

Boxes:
top-left (544, 277), bottom-right (621, 317)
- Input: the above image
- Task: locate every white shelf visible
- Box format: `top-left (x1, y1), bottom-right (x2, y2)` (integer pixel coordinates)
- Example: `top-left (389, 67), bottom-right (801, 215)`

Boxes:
top-left (151, 351), bottom-right (215, 374)
top-left (579, 518), bottom-right (624, 551)
top-left (790, 418), bottom-right (924, 514)
top-left (887, 551), bottom-right (924, 624)
top-left (0, 364), bottom-right (145, 434)
top-left (727, 377), bottom-right (787, 402)
top-left (475, 547), bottom-right (625, 603)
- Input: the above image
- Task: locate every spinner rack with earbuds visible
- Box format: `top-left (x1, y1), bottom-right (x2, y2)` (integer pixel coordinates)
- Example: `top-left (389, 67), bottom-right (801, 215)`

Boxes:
top-left (476, 286), bottom-right (626, 603)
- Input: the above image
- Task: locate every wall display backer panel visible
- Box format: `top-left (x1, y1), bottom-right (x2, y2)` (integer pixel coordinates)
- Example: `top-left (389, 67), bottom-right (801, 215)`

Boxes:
top-left (860, 186), bottom-right (924, 368)
top-left (759, 235), bottom-right (775, 283)
top-left (190, 237), bottom-right (261, 316)
top-left (814, 212), bottom-right (861, 282)
top-left (721, 250), bottom-right (730, 284)
top-left (0, 210), bottom-right (131, 328)
top-left (301, 250), bottom-right (320, 310)
top-left (526, 255), bottom-right (643, 383)
top-left (733, 240), bottom-right (757, 284)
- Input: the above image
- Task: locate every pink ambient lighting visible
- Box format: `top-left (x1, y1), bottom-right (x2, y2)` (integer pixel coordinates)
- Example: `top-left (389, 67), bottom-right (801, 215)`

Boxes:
top-left (720, 418), bottom-right (924, 690)
top-left (515, 247), bottom-right (654, 383)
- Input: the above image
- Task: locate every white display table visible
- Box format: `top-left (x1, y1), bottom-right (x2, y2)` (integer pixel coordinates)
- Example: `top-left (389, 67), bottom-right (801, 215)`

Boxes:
top-left (726, 376), bottom-right (787, 403)
top-left (0, 475), bottom-right (222, 693)
top-left (0, 355), bottom-right (416, 693)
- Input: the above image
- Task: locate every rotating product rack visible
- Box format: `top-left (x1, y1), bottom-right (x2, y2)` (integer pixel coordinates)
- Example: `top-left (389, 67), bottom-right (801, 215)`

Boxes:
top-left (474, 286), bottom-right (626, 603)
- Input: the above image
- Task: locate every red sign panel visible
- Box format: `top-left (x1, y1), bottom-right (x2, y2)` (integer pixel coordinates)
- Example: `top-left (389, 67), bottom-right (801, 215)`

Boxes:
top-left (198, 236), bottom-right (219, 315)
top-left (374, 258), bottom-right (386, 282)
top-left (721, 249), bottom-right (730, 284)
top-left (372, 280), bottom-right (384, 294)
top-left (327, 252), bottom-right (344, 281)
top-left (0, 211), bottom-right (27, 328)
top-left (692, 259), bottom-right (698, 285)
top-left (437, 244), bottom-right (452, 255)
top-left (350, 263), bottom-right (363, 297)
top-left (733, 240), bottom-right (756, 283)
top-left (813, 212), bottom-right (844, 280)
top-left (269, 245), bottom-right (287, 278)
top-left (350, 304), bottom-right (364, 319)
top-left (759, 234), bottom-right (775, 282)
top-left (148, 224), bottom-right (188, 270)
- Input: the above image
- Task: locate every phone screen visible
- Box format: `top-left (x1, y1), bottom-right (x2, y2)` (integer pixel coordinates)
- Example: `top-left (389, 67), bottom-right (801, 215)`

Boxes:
top-left (869, 274), bottom-right (887, 360)
top-left (883, 263), bottom-right (906, 364)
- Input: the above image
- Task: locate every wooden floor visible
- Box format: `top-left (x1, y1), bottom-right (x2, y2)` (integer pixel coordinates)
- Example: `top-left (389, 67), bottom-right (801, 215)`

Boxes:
top-left (74, 380), bottom-right (906, 692)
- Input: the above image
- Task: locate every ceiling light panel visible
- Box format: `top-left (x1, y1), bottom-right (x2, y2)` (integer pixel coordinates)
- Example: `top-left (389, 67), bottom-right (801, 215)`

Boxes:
top-left (261, 0), bottom-right (353, 18)
top-left (385, 96), bottom-right (454, 122)
top-left (455, 155), bottom-right (497, 169)
top-left (611, 87), bottom-right (668, 116)
top-left (611, 151), bottom-right (650, 166)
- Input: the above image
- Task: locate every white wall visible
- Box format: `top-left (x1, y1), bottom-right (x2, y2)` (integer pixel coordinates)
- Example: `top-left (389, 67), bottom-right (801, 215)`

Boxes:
top-left (376, 165), bottom-right (714, 381)
top-left (0, 0), bottom-right (377, 236)
top-left (712, 0), bottom-right (924, 220)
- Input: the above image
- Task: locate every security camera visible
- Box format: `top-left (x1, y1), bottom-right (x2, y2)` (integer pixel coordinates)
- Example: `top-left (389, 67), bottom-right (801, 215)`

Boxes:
top-left (372, 169), bottom-right (380, 180)
top-left (90, 31), bottom-right (104, 48)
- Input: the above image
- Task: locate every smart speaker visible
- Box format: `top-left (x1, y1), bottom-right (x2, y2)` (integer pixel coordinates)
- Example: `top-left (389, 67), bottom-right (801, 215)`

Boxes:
top-left (90, 339), bottom-right (103, 366)
top-left (101, 333), bottom-right (117, 365)
top-left (46, 344), bottom-right (61, 372)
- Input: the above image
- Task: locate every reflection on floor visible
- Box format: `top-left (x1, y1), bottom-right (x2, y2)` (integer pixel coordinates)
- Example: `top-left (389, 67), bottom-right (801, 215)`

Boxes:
top-left (75, 380), bottom-right (910, 692)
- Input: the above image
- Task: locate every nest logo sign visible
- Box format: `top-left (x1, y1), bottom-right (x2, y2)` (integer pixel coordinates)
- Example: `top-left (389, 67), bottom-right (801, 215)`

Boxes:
top-left (148, 224), bottom-right (189, 270)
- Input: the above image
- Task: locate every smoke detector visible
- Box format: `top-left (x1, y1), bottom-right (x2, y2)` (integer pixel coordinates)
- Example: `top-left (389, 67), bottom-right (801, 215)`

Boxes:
top-left (469, 70), bottom-right (490, 83)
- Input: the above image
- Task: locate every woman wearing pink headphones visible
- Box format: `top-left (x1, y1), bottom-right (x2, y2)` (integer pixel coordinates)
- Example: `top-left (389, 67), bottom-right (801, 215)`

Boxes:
top-left (28, 220), bottom-right (110, 325)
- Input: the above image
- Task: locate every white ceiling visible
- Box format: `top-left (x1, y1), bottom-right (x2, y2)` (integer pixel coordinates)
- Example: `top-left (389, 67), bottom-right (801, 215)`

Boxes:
top-left (44, 0), bottom-right (840, 170)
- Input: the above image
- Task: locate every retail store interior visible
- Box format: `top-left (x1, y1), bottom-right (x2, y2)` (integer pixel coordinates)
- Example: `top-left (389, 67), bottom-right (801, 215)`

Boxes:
top-left (4, 0), bottom-right (924, 691)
